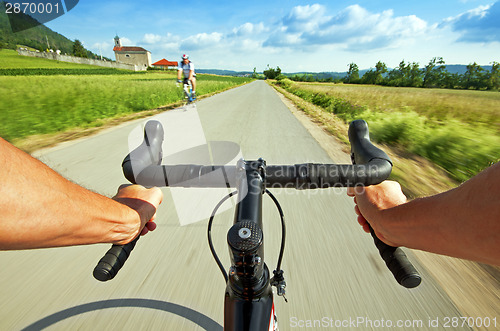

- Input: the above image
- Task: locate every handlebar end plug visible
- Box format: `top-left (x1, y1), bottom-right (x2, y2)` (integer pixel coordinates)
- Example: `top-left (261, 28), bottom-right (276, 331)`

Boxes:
top-left (398, 271), bottom-right (422, 289)
top-left (93, 262), bottom-right (115, 282)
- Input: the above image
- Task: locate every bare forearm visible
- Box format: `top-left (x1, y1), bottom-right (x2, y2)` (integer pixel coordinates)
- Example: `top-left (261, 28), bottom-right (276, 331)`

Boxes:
top-left (387, 162), bottom-right (500, 265)
top-left (0, 138), bottom-right (139, 249)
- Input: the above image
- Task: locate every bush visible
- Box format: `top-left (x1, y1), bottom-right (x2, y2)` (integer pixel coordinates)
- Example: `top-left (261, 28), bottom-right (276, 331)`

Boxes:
top-left (275, 76), bottom-right (293, 89)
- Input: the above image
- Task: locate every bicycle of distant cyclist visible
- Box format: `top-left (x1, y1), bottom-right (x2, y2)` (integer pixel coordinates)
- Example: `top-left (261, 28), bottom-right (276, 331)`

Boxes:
top-left (93, 119), bottom-right (422, 331)
top-left (182, 78), bottom-right (195, 104)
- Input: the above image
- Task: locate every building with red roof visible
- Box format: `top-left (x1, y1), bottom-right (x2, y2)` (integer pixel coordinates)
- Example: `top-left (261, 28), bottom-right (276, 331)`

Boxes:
top-left (152, 58), bottom-right (178, 70)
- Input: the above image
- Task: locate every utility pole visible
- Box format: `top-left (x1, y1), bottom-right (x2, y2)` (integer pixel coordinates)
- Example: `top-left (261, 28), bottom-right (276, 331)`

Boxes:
top-left (45, 35), bottom-right (50, 50)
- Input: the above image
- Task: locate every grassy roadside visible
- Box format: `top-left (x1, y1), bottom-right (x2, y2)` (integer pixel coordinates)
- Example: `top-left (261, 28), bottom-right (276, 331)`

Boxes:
top-left (294, 82), bottom-right (500, 128)
top-left (9, 79), bottom-right (251, 153)
top-left (270, 82), bottom-right (457, 198)
top-left (1, 73), bottom-right (252, 145)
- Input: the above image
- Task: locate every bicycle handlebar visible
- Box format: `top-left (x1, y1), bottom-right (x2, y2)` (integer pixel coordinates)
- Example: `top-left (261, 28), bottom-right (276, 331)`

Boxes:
top-left (349, 120), bottom-right (421, 288)
top-left (93, 237), bottom-right (139, 281)
top-left (120, 119), bottom-right (393, 188)
top-left (122, 161), bottom-right (393, 188)
top-left (93, 119), bottom-right (421, 288)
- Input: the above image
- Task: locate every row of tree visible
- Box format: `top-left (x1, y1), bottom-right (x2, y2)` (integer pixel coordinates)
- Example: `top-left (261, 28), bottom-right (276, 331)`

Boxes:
top-left (344, 58), bottom-right (500, 90)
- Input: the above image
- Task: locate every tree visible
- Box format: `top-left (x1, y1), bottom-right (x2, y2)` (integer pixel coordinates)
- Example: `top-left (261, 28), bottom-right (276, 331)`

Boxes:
top-left (73, 39), bottom-right (87, 58)
top-left (463, 62), bottom-right (486, 89)
top-left (422, 57), bottom-right (446, 88)
top-left (361, 61), bottom-right (387, 85)
top-left (360, 69), bottom-right (376, 84)
top-left (442, 72), bottom-right (461, 89)
top-left (344, 62), bottom-right (359, 83)
top-left (406, 62), bottom-right (422, 87)
top-left (386, 60), bottom-right (422, 87)
top-left (386, 60), bottom-right (405, 86)
top-left (263, 65), bottom-right (281, 79)
top-left (374, 61), bottom-right (388, 85)
top-left (486, 62), bottom-right (500, 90)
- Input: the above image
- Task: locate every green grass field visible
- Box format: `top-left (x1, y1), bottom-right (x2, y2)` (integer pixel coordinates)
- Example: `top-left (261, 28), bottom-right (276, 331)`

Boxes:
top-left (0, 49), bottom-right (253, 143)
top-left (292, 82), bottom-right (500, 130)
top-left (276, 79), bottom-right (500, 182)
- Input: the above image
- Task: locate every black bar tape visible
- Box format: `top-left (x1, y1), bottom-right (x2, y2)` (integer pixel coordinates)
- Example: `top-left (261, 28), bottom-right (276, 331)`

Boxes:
top-left (133, 165), bottom-right (238, 188)
top-left (265, 161), bottom-right (392, 188)
top-left (93, 237), bottom-right (139, 282)
top-left (369, 227), bottom-right (421, 288)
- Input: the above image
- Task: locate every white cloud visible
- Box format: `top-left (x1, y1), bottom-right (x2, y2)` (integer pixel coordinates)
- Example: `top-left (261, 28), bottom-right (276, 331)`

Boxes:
top-left (91, 41), bottom-right (112, 53)
top-left (142, 33), bottom-right (164, 44)
top-left (231, 22), bottom-right (267, 36)
top-left (264, 4), bottom-right (430, 51)
top-left (118, 37), bottom-right (134, 46)
top-left (180, 32), bottom-right (223, 51)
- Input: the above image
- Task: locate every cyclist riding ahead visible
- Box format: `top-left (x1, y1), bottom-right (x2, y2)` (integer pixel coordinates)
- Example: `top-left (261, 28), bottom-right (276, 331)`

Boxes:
top-left (177, 54), bottom-right (196, 100)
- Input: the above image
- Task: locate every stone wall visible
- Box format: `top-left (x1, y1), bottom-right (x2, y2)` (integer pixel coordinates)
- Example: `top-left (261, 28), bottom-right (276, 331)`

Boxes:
top-left (17, 49), bottom-right (141, 71)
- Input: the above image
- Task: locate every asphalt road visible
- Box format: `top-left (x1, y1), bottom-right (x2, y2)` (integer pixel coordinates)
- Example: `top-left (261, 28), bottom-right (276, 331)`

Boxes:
top-left (0, 81), bottom-right (469, 330)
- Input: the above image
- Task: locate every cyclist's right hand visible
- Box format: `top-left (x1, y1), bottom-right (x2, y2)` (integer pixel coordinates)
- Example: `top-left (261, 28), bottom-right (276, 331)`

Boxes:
top-left (112, 184), bottom-right (163, 244)
top-left (347, 181), bottom-right (406, 247)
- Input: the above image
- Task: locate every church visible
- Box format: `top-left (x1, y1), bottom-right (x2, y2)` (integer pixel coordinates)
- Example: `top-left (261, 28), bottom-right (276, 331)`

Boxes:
top-left (113, 35), bottom-right (151, 71)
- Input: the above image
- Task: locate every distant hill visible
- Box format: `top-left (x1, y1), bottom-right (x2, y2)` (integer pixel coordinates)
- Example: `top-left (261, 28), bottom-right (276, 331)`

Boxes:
top-left (0, 1), bottom-right (100, 58)
top-left (197, 69), bottom-right (253, 76)
top-left (443, 64), bottom-right (493, 75)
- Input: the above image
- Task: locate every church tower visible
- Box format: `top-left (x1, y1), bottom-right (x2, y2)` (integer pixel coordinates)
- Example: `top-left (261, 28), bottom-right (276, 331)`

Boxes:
top-left (114, 35), bottom-right (122, 48)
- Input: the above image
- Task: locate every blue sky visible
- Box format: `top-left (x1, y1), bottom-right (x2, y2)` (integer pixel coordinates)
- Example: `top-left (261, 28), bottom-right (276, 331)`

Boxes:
top-left (45, 0), bottom-right (500, 72)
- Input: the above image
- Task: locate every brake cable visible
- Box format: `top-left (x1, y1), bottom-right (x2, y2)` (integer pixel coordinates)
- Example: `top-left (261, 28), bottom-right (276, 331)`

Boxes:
top-left (207, 190), bottom-right (237, 282)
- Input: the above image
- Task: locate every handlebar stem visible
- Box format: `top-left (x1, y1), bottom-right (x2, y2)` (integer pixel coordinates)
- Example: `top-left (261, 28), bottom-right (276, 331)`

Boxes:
top-left (227, 159), bottom-right (270, 298)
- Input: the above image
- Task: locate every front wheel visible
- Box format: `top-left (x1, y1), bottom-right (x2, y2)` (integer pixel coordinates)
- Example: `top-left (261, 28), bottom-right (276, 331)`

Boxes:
top-left (183, 84), bottom-right (193, 103)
